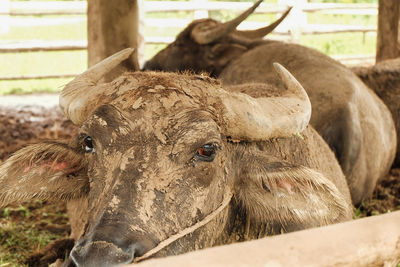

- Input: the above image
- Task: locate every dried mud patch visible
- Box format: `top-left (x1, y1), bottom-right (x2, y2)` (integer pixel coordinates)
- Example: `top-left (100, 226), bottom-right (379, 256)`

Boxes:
top-left (0, 104), bottom-right (399, 265)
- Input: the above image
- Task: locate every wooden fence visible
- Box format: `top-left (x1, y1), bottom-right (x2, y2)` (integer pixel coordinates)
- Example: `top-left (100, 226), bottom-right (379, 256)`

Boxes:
top-left (133, 211), bottom-right (400, 267)
top-left (0, 0), bottom-right (378, 81)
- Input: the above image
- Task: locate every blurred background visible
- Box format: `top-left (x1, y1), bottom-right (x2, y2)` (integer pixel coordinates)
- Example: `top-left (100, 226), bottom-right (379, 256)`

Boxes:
top-left (0, 0), bottom-right (378, 95)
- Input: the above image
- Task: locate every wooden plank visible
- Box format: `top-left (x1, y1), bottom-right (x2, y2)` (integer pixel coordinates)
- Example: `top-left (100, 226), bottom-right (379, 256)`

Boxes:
top-left (146, 20), bottom-right (374, 33)
top-left (318, 9), bottom-right (377, 15)
top-left (0, 40), bottom-right (87, 53)
top-left (1, 1), bottom-right (377, 16)
top-left (5, 1), bottom-right (86, 15)
top-left (0, 74), bottom-right (76, 81)
top-left (0, 54), bottom-right (374, 81)
top-left (144, 2), bottom-right (288, 14)
top-left (132, 211), bottom-right (400, 267)
top-left (145, 19), bottom-right (291, 34)
top-left (303, 2), bottom-right (377, 12)
top-left (9, 17), bottom-right (85, 27)
top-left (303, 24), bottom-right (376, 34)
top-left (376, 0), bottom-right (400, 62)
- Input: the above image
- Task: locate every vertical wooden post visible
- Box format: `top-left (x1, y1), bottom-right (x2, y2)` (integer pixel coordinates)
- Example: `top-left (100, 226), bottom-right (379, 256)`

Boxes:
top-left (376, 0), bottom-right (400, 62)
top-left (87, 0), bottom-right (143, 80)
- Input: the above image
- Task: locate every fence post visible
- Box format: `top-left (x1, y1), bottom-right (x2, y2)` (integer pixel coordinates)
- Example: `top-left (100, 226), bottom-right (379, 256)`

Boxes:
top-left (376, 0), bottom-right (400, 62)
top-left (278, 0), bottom-right (307, 43)
top-left (0, 0), bottom-right (10, 34)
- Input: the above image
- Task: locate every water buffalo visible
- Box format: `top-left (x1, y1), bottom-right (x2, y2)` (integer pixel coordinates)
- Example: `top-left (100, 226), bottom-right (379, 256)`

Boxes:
top-left (352, 58), bottom-right (400, 167)
top-left (0, 49), bottom-right (352, 265)
top-left (143, 0), bottom-right (397, 205)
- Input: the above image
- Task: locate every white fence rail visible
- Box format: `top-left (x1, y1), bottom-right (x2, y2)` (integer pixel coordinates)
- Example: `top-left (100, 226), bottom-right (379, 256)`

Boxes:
top-left (0, 1), bottom-right (378, 81)
top-left (0, 1), bottom-right (378, 15)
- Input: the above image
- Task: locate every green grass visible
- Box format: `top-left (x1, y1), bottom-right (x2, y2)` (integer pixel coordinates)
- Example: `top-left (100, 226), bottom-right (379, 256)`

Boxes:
top-left (0, 78), bottom-right (73, 95)
top-left (0, 1), bottom-right (379, 94)
top-left (0, 202), bottom-right (69, 266)
top-left (301, 32), bottom-right (376, 56)
top-left (0, 16), bottom-right (86, 41)
top-left (0, 13), bottom-right (87, 94)
top-left (0, 51), bottom-right (86, 95)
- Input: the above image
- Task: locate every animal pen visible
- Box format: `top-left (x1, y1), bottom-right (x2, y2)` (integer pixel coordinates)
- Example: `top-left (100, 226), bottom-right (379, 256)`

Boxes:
top-left (0, 0), bottom-right (383, 80)
top-left (0, 0), bottom-right (399, 266)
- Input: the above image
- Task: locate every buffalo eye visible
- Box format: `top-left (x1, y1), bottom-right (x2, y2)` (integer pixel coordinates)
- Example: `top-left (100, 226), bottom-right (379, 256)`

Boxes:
top-left (195, 144), bottom-right (217, 162)
top-left (83, 136), bottom-right (95, 153)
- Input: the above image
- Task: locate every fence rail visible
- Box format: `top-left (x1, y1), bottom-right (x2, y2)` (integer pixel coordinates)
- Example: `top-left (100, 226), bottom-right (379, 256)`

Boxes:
top-left (0, 74), bottom-right (77, 81)
top-left (0, 1), bottom-right (378, 15)
top-left (132, 211), bottom-right (400, 267)
top-left (0, 1), bottom-right (378, 81)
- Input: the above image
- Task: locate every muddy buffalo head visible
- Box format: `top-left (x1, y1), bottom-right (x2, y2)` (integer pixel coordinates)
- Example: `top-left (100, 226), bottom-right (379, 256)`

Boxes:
top-left (0, 49), bottom-right (351, 266)
top-left (143, 0), bottom-right (291, 76)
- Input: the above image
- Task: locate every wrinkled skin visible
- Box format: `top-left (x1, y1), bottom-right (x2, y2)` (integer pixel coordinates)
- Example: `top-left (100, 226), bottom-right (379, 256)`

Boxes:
top-left (0, 71), bottom-right (351, 266)
top-left (144, 19), bottom-right (397, 205)
top-left (352, 58), bottom-right (400, 167)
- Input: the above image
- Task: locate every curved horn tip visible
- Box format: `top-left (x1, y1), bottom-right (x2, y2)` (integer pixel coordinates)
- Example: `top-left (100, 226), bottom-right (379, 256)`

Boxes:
top-left (255, 0), bottom-right (263, 6)
top-left (116, 47), bottom-right (135, 57)
top-left (272, 61), bottom-right (311, 109)
top-left (245, 0), bottom-right (263, 14)
top-left (107, 47), bottom-right (135, 62)
top-left (59, 47), bottom-right (135, 125)
top-left (191, 0), bottom-right (264, 44)
top-left (272, 62), bottom-right (286, 73)
top-left (273, 62), bottom-right (295, 84)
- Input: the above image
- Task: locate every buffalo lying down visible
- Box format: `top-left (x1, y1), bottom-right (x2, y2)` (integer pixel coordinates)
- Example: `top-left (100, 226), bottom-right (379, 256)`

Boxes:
top-left (0, 49), bottom-right (352, 266)
top-left (144, 0), bottom-right (397, 205)
top-left (352, 58), bottom-right (400, 167)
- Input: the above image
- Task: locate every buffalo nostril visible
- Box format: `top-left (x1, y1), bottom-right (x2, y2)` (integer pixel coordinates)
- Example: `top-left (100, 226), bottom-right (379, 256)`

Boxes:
top-left (70, 241), bottom-right (134, 267)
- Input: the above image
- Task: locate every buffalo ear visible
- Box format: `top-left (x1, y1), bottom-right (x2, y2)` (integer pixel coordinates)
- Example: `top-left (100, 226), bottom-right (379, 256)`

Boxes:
top-left (233, 151), bottom-right (352, 230)
top-left (0, 141), bottom-right (89, 208)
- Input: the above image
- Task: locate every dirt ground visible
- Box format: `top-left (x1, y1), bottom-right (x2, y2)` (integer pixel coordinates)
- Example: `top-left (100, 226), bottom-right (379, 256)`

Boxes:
top-left (0, 104), bottom-right (77, 266)
top-left (0, 103), bottom-right (399, 266)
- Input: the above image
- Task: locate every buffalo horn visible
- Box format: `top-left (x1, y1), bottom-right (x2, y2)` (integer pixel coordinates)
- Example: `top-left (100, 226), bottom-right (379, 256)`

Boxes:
top-left (220, 63), bottom-right (311, 141)
top-left (191, 0), bottom-right (263, 44)
top-left (234, 7), bottom-right (292, 39)
top-left (59, 48), bottom-right (135, 125)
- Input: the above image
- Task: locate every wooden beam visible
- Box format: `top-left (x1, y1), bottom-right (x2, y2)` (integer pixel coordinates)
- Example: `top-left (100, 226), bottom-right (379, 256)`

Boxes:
top-left (376, 0), bottom-right (400, 62)
top-left (0, 74), bottom-right (76, 81)
top-left (87, 0), bottom-right (141, 80)
top-left (133, 211), bottom-right (400, 267)
top-left (0, 40), bottom-right (86, 53)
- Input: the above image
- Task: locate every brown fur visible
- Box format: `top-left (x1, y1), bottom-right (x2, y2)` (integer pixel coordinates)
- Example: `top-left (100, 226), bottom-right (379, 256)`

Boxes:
top-left (0, 71), bottom-right (352, 265)
top-left (0, 141), bottom-right (88, 208)
top-left (144, 18), bottom-right (397, 205)
top-left (352, 58), bottom-right (400, 167)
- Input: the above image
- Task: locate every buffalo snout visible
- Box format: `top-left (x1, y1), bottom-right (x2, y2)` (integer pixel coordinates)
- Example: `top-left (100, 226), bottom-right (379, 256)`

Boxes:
top-left (70, 240), bottom-right (134, 267)
top-left (70, 233), bottom-right (154, 267)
